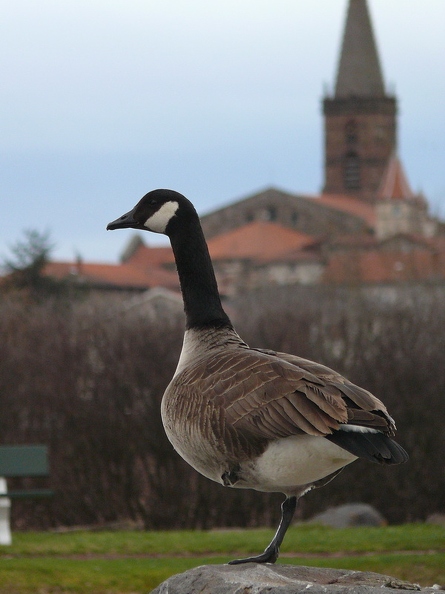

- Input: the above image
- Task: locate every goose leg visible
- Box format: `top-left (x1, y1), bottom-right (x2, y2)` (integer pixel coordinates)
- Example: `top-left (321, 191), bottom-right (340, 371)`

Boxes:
top-left (228, 495), bottom-right (297, 565)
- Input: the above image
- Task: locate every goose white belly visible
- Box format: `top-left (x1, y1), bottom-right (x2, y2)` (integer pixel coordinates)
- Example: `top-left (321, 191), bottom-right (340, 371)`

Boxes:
top-left (243, 435), bottom-right (357, 495)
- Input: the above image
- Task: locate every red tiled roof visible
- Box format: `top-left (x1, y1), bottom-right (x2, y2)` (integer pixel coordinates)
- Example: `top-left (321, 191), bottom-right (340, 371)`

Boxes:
top-left (44, 261), bottom-right (179, 290)
top-left (207, 220), bottom-right (316, 261)
top-left (314, 193), bottom-right (376, 227)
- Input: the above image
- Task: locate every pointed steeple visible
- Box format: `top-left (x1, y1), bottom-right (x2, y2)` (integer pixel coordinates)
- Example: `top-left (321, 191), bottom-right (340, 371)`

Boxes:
top-left (335, 0), bottom-right (385, 97)
top-left (322, 0), bottom-right (397, 201)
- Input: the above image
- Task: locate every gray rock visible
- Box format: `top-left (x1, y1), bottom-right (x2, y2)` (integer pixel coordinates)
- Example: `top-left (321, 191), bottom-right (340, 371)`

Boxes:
top-left (426, 513), bottom-right (445, 527)
top-left (306, 503), bottom-right (386, 528)
top-left (150, 563), bottom-right (438, 594)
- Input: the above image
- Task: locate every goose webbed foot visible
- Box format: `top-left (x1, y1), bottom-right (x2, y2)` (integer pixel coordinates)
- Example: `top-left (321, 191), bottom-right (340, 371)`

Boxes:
top-left (228, 495), bottom-right (297, 565)
top-left (228, 543), bottom-right (280, 565)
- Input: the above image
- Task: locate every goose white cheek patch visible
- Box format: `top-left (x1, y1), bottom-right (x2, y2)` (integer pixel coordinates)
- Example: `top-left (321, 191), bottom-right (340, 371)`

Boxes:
top-left (145, 201), bottom-right (179, 233)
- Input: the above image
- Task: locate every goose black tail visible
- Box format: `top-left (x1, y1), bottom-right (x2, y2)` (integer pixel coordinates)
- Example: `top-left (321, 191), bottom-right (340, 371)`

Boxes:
top-left (326, 430), bottom-right (409, 465)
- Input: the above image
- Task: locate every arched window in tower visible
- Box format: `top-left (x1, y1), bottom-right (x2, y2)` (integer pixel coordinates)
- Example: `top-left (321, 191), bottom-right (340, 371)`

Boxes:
top-left (344, 151), bottom-right (361, 189)
top-left (345, 119), bottom-right (358, 145)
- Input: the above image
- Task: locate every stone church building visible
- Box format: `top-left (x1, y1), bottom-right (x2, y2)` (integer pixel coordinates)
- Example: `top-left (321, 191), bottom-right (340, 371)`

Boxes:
top-left (45, 0), bottom-right (445, 296)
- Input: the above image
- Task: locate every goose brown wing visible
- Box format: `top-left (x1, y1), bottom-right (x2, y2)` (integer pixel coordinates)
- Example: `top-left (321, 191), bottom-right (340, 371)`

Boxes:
top-left (263, 350), bottom-right (396, 435)
top-left (179, 347), bottom-right (396, 442)
top-left (178, 349), bottom-right (349, 440)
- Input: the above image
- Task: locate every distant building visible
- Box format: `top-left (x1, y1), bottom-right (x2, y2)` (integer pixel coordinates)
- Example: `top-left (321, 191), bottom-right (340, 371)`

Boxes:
top-left (44, 0), bottom-right (444, 297)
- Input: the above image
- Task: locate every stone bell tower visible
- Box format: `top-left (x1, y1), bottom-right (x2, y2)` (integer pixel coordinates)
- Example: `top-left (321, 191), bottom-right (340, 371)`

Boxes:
top-left (322, 0), bottom-right (397, 202)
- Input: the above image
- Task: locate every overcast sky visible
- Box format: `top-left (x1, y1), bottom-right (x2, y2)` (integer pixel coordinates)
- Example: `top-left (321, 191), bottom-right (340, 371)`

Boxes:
top-left (1, 0), bottom-right (444, 264)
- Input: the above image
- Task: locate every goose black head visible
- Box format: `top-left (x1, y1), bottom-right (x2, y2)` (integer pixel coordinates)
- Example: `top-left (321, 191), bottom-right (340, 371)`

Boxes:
top-left (107, 189), bottom-right (195, 235)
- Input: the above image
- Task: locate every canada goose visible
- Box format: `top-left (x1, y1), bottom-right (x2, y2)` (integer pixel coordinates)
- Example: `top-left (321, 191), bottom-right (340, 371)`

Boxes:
top-left (107, 189), bottom-right (408, 564)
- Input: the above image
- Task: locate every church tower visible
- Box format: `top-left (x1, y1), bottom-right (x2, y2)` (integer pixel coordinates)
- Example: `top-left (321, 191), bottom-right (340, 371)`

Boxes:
top-left (323, 0), bottom-right (397, 202)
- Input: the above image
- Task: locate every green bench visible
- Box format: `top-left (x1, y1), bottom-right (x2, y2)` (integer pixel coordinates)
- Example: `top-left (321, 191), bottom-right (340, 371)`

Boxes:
top-left (0, 445), bottom-right (51, 544)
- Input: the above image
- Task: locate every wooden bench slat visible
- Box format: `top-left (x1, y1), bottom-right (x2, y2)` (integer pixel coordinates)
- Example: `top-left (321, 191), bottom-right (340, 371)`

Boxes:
top-left (0, 489), bottom-right (53, 499)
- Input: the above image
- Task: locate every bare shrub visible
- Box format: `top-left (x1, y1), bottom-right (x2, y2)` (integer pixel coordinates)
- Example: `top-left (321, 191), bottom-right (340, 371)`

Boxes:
top-left (1, 283), bottom-right (444, 528)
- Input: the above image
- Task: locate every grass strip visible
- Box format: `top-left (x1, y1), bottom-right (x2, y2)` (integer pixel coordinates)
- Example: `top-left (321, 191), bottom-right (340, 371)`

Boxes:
top-left (0, 525), bottom-right (443, 593)
top-left (0, 554), bottom-right (444, 593)
top-left (1, 524), bottom-right (444, 557)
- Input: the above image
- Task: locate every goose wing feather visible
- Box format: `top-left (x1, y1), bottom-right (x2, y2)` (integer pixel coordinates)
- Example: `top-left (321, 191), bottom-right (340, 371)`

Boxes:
top-left (255, 349), bottom-right (396, 435)
top-left (177, 348), bottom-right (394, 443)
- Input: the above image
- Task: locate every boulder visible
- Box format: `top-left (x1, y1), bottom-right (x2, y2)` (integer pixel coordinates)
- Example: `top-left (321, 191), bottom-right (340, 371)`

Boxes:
top-left (150, 563), bottom-right (440, 594)
top-left (306, 503), bottom-right (386, 528)
top-left (426, 513), bottom-right (445, 527)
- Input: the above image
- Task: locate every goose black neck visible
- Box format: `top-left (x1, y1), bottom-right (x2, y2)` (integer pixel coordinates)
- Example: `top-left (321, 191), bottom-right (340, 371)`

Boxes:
top-left (168, 214), bottom-right (232, 331)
